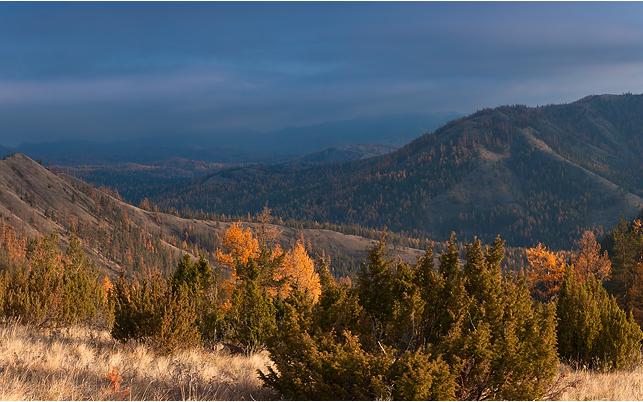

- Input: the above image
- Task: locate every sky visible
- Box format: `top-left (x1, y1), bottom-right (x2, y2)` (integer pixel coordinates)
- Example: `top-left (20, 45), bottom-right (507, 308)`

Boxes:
top-left (2, 2), bottom-right (643, 146)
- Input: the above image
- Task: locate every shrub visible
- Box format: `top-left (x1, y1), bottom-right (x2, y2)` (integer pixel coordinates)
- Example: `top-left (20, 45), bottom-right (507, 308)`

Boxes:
top-left (171, 254), bottom-right (223, 345)
top-left (156, 283), bottom-right (201, 353)
top-left (224, 249), bottom-right (278, 354)
top-left (2, 235), bottom-right (111, 328)
top-left (261, 235), bottom-right (559, 400)
top-left (557, 269), bottom-right (642, 370)
top-left (111, 271), bottom-right (166, 342)
top-left (111, 256), bottom-right (205, 353)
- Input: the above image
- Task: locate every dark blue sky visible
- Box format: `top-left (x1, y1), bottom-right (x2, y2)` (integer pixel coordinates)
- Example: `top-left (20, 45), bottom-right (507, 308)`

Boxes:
top-left (2, 2), bottom-right (643, 145)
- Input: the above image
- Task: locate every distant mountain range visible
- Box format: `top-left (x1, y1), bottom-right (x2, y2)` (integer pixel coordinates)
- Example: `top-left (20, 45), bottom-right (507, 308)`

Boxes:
top-left (156, 94), bottom-right (643, 248)
top-left (1, 113), bottom-right (457, 166)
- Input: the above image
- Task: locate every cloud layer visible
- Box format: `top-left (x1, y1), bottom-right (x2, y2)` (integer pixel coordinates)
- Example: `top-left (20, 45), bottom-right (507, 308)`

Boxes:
top-left (2, 3), bottom-right (643, 145)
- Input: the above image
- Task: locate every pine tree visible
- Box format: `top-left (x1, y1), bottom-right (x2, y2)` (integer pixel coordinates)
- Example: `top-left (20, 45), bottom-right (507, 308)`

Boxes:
top-left (557, 268), bottom-right (642, 370)
top-left (156, 283), bottom-right (201, 353)
top-left (262, 235), bottom-right (559, 400)
top-left (605, 217), bottom-right (643, 326)
top-left (225, 249), bottom-right (277, 354)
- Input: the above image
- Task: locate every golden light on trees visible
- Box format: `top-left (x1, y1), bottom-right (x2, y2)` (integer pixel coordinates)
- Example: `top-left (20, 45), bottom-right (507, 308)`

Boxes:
top-left (572, 231), bottom-right (611, 282)
top-left (275, 239), bottom-right (321, 303)
top-left (215, 222), bottom-right (260, 270)
top-left (525, 242), bottom-right (567, 300)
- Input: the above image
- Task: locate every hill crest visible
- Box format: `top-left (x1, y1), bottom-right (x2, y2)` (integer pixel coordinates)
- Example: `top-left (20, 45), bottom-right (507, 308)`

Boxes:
top-left (158, 94), bottom-right (643, 248)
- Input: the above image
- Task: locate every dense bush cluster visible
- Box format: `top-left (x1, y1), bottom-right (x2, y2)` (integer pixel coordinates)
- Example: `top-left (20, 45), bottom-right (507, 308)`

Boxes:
top-left (111, 223), bottom-right (321, 354)
top-left (262, 236), bottom-right (559, 400)
top-left (0, 233), bottom-right (112, 328)
top-left (557, 270), bottom-right (641, 370)
top-left (0, 219), bottom-right (642, 400)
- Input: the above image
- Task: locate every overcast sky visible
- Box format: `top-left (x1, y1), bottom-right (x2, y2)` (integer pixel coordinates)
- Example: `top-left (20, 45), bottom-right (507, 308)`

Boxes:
top-left (2, 2), bottom-right (643, 145)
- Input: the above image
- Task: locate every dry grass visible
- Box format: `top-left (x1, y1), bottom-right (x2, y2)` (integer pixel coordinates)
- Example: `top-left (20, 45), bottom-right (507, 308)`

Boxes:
top-left (1, 320), bottom-right (641, 401)
top-left (0, 320), bottom-right (275, 400)
top-left (556, 364), bottom-right (643, 400)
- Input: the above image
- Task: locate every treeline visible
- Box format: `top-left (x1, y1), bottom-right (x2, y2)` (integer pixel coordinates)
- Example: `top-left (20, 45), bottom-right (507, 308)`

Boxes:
top-left (0, 219), bottom-right (641, 400)
top-left (139, 204), bottom-right (528, 276)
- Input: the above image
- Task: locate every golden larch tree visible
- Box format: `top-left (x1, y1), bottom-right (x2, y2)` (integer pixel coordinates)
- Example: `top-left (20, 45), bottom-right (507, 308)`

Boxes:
top-left (275, 239), bottom-right (321, 303)
top-left (572, 230), bottom-right (611, 282)
top-left (215, 222), bottom-right (260, 270)
top-left (525, 243), bottom-right (567, 300)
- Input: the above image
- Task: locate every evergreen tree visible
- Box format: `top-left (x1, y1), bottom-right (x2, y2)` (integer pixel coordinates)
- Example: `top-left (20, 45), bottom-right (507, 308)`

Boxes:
top-left (225, 249), bottom-right (278, 354)
top-left (557, 268), bottom-right (642, 370)
top-left (605, 217), bottom-right (643, 326)
top-left (262, 236), bottom-right (559, 400)
top-left (3, 234), bottom-right (110, 328)
top-left (156, 283), bottom-right (201, 353)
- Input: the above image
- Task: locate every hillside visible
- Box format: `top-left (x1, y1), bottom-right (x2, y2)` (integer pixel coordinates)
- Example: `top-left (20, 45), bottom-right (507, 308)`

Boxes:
top-left (290, 144), bottom-right (398, 166)
top-left (0, 153), bottom-right (421, 276)
top-left (158, 94), bottom-right (643, 248)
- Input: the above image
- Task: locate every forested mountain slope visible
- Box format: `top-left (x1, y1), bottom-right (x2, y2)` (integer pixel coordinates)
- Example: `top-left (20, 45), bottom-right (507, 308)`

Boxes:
top-left (0, 154), bottom-right (422, 276)
top-left (159, 94), bottom-right (643, 248)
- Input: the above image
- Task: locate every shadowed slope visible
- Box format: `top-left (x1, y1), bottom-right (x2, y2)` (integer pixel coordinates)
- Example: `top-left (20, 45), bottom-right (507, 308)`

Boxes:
top-left (160, 94), bottom-right (643, 248)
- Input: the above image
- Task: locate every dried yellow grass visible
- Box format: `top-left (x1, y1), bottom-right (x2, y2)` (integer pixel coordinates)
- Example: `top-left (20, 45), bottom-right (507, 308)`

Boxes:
top-left (0, 320), bottom-right (641, 400)
top-left (0, 320), bottom-right (275, 400)
top-left (556, 364), bottom-right (643, 400)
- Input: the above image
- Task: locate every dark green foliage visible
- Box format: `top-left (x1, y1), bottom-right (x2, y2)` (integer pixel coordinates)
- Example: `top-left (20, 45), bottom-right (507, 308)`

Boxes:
top-left (171, 254), bottom-right (223, 345)
top-left (604, 215), bottom-right (643, 326)
top-left (111, 271), bottom-right (167, 342)
top-left (171, 254), bottom-right (212, 293)
top-left (261, 235), bottom-right (559, 400)
top-left (557, 269), bottom-right (642, 370)
top-left (111, 255), bottom-right (205, 353)
top-left (225, 249), bottom-right (279, 354)
top-left (2, 235), bottom-right (111, 328)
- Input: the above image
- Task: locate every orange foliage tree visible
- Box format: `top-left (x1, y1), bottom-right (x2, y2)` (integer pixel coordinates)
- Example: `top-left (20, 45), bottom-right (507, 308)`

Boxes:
top-left (215, 223), bottom-right (260, 272)
top-left (572, 230), bottom-right (611, 282)
top-left (526, 231), bottom-right (612, 301)
top-left (275, 239), bottom-right (321, 303)
top-left (525, 243), bottom-right (567, 301)
top-left (215, 223), bottom-right (320, 304)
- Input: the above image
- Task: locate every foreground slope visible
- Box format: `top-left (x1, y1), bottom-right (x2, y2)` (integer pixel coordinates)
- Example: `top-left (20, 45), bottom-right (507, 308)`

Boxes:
top-left (161, 94), bottom-right (643, 248)
top-left (0, 153), bottom-right (421, 275)
top-left (2, 321), bottom-right (639, 401)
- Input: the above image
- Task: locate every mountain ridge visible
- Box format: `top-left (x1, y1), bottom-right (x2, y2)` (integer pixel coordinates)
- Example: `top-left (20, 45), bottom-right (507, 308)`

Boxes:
top-left (0, 153), bottom-right (423, 276)
top-left (157, 94), bottom-right (643, 248)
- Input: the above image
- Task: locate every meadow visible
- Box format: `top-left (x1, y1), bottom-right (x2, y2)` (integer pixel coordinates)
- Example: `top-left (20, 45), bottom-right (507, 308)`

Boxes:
top-left (0, 321), bottom-right (640, 401)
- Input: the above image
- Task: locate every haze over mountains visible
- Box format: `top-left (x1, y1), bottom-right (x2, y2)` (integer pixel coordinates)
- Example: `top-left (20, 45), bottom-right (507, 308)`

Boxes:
top-left (3, 94), bottom-right (642, 250)
top-left (153, 94), bottom-right (643, 248)
top-left (1, 113), bottom-right (457, 165)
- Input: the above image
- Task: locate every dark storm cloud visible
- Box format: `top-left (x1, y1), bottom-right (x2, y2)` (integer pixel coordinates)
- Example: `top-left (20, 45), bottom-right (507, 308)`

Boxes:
top-left (1, 2), bottom-right (643, 145)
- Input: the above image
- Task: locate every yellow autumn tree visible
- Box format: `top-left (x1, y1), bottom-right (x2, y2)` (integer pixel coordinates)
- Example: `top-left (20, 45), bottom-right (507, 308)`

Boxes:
top-left (572, 230), bottom-right (611, 282)
top-left (215, 223), bottom-right (260, 271)
top-left (525, 243), bottom-right (567, 301)
top-left (275, 240), bottom-right (321, 303)
top-left (215, 223), bottom-right (261, 313)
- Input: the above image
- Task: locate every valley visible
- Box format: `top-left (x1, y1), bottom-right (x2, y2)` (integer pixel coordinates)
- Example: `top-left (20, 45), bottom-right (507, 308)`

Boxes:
top-left (0, 153), bottom-right (424, 277)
